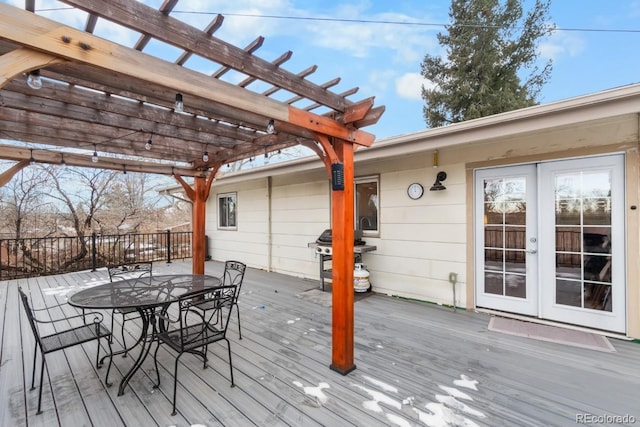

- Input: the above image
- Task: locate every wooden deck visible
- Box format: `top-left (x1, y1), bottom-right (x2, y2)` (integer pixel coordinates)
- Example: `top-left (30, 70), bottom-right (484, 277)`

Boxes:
top-left (2, 261), bottom-right (639, 427)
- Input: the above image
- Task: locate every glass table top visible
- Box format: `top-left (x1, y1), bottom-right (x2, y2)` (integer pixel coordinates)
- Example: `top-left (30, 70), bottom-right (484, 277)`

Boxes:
top-left (68, 274), bottom-right (222, 310)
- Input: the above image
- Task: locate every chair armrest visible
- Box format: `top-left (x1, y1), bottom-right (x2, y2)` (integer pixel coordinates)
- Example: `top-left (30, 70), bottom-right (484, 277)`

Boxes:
top-left (32, 310), bottom-right (105, 325)
top-left (31, 301), bottom-right (69, 312)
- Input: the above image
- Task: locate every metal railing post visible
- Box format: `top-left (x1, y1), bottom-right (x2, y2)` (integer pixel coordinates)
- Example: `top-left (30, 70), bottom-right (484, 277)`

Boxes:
top-left (91, 232), bottom-right (97, 271)
top-left (166, 230), bottom-right (172, 264)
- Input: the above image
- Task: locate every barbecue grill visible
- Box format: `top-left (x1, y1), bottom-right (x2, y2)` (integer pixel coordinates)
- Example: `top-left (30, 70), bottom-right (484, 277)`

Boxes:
top-left (308, 229), bottom-right (376, 291)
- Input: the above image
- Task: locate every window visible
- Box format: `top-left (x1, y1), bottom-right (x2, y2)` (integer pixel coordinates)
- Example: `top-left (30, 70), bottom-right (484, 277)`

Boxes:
top-left (355, 176), bottom-right (379, 234)
top-left (218, 192), bottom-right (237, 229)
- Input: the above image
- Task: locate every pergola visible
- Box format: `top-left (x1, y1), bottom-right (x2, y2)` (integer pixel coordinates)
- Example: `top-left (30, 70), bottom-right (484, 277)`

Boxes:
top-left (0, 1), bottom-right (384, 374)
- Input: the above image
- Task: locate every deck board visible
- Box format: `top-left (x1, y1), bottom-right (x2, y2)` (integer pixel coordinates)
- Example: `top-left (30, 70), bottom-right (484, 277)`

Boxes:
top-left (1, 261), bottom-right (639, 426)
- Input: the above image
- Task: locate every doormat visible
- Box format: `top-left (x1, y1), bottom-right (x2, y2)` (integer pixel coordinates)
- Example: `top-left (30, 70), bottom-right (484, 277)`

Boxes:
top-left (488, 317), bottom-right (616, 352)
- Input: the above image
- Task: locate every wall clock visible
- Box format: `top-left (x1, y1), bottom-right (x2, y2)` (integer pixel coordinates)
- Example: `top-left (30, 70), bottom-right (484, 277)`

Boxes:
top-left (407, 182), bottom-right (424, 200)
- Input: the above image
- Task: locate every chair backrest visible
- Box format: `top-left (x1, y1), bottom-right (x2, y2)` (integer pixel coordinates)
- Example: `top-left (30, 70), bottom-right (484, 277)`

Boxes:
top-left (222, 261), bottom-right (246, 299)
top-left (108, 261), bottom-right (153, 282)
top-left (167, 284), bottom-right (238, 351)
top-left (18, 287), bottom-right (41, 343)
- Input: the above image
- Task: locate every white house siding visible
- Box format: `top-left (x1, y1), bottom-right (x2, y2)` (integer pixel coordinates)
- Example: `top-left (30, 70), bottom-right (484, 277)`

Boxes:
top-left (270, 171), bottom-right (331, 278)
top-left (207, 179), bottom-right (270, 268)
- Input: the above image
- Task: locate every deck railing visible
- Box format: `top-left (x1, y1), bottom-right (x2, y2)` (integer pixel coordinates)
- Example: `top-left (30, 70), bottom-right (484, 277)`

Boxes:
top-left (0, 231), bottom-right (194, 280)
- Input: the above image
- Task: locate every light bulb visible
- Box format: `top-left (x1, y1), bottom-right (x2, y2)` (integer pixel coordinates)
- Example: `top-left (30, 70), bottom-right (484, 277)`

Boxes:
top-left (174, 93), bottom-right (184, 113)
top-left (29, 149), bottom-right (36, 165)
top-left (92, 149), bottom-right (98, 163)
top-left (202, 151), bottom-right (209, 162)
top-left (266, 119), bottom-right (276, 134)
top-left (145, 138), bottom-right (152, 150)
top-left (27, 70), bottom-right (42, 90)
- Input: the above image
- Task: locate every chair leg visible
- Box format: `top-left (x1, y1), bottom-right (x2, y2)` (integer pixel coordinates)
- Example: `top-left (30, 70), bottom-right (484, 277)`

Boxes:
top-left (121, 315), bottom-right (128, 357)
top-left (152, 339), bottom-right (162, 389)
top-left (235, 303), bottom-right (242, 340)
top-left (225, 338), bottom-right (235, 387)
top-left (171, 355), bottom-right (182, 416)
top-left (36, 355), bottom-right (46, 415)
top-left (104, 337), bottom-right (114, 387)
top-left (30, 343), bottom-right (38, 390)
top-left (110, 310), bottom-right (115, 344)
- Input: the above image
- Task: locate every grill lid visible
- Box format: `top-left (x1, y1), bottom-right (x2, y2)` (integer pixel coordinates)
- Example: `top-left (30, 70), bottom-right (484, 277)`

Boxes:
top-left (316, 229), bottom-right (365, 246)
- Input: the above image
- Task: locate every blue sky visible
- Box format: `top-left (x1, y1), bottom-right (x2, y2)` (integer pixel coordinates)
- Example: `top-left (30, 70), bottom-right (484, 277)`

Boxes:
top-left (4, 0), bottom-right (640, 141)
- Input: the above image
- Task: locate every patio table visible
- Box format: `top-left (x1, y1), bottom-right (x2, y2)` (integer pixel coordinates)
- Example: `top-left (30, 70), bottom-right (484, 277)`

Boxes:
top-left (68, 274), bottom-right (222, 396)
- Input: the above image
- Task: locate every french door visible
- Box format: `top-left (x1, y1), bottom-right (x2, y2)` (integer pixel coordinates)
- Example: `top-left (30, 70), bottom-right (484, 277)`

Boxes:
top-left (475, 155), bottom-right (626, 333)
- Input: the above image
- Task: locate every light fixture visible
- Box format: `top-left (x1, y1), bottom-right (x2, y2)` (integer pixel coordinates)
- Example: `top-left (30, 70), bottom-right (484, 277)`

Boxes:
top-left (174, 93), bottom-right (184, 113)
top-left (145, 136), bottom-right (152, 150)
top-left (430, 171), bottom-right (447, 191)
top-left (123, 165), bottom-right (127, 175)
top-left (29, 149), bottom-right (35, 165)
top-left (60, 153), bottom-right (67, 167)
top-left (266, 119), bottom-right (276, 134)
top-left (432, 149), bottom-right (439, 168)
top-left (202, 151), bottom-right (209, 162)
top-left (27, 70), bottom-right (42, 90)
top-left (92, 145), bottom-right (99, 163)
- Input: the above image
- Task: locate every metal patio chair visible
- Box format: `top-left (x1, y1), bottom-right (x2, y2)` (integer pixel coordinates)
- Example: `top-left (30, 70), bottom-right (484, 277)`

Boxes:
top-left (192, 260), bottom-right (246, 339)
top-left (18, 287), bottom-right (113, 415)
top-left (107, 261), bottom-right (153, 356)
top-left (153, 284), bottom-right (238, 415)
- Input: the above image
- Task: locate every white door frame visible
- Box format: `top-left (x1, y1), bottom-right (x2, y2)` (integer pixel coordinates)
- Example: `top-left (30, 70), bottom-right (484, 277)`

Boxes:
top-left (474, 165), bottom-right (538, 315)
top-left (538, 155), bottom-right (626, 333)
top-left (474, 155), bottom-right (626, 333)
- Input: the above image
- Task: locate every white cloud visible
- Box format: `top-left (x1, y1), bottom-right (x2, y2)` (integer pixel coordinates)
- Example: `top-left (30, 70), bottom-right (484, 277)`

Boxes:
top-left (540, 31), bottom-right (586, 61)
top-left (395, 72), bottom-right (431, 100)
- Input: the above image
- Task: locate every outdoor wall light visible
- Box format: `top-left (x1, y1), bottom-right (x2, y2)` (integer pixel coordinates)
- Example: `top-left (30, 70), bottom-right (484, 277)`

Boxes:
top-left (92, 145), bottom-right (99, 163)
top-left (27, 70), bottom-right (42, 90)
top-left (29, 149), bottom-right (36, 165)
top-left (202, 151), bottom-right (209, 162)
top-left (266, 119), bottom-right (276, 134)
top-left (430, 171), bottom-right (447, 191)
top-left (174, 93), bottom-right (184, 113)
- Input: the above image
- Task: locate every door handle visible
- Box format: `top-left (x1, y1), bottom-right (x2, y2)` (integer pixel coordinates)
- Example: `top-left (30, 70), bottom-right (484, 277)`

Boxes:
top-left (526, 249), bottom-right (537, 254)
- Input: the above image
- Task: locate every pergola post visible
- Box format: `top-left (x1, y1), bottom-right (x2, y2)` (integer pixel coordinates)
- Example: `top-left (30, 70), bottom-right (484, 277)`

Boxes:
top-left (191, 175), bottom-right (207, 274)
top-left (174, 168), bottom-right (218, 275)
top-left (329, 139), bottom-right (356, 374)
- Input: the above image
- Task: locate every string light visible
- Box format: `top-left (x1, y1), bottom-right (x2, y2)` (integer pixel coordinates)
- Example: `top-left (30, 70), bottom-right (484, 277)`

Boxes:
top-left (174, 93), bottom-right (184, 113)
top-left (61, 153), bottom-right (67, 167)
top-left (27, 70), bottom-right (42, 90)
top-left (29, 149), bottom-right (36, 165)
top-left (266, 119), bottom-right (276, 134)
top-left (202, 151), bottom-right (209, 162)
top-left (145, 136), bottom-right (152, 150)
top-left (92, 145), bottom-right (99, 163)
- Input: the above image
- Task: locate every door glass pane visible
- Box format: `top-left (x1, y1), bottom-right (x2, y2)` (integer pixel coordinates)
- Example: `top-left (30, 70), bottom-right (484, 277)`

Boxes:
top-left (482, 177), bottom-right (527, 299)
top-left (484, 272), bottom-right (503, 295)
top-left (505, 274), bottom-right (526, 298)
top-left (556, 279), bottom-right (581, 307)
top-left (554, 170), bottom-right (613, 311)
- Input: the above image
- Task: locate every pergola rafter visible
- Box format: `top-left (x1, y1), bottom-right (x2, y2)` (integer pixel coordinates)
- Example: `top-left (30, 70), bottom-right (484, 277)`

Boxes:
top-left (0, 0), bottom-right (385, 374)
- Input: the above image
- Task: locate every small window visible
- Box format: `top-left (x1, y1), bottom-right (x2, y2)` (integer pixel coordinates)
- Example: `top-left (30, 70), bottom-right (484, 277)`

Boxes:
top-left (218, 192), bottom-right (237, 229)
top-left (355, 176), bottom-right (379, 235)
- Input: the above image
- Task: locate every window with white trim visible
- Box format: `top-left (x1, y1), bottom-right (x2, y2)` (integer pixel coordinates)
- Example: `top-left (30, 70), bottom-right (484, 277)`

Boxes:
top-left (355, 176), bottom-right (379, 235)
top-left (217, 192), bottom-right (237, 229)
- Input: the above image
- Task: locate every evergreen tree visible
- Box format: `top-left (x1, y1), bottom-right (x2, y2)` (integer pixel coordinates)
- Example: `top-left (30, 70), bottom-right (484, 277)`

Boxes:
top-left (421, 0), bottom-right (554, 127)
